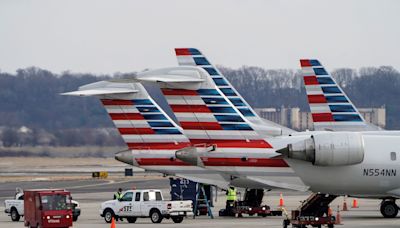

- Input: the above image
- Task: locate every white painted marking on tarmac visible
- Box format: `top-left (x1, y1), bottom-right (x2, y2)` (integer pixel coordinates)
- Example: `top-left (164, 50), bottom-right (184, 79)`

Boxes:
top-left (67, 180), bottom-right (134, 190)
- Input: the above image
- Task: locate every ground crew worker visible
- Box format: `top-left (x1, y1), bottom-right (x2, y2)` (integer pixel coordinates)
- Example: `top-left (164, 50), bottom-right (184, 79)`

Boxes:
top-left (114, 188), bottom-right (123, 200)
top-left (113, 188), bottom-right (124, 221)
top-left (226, 186), bottom-right (237, 216)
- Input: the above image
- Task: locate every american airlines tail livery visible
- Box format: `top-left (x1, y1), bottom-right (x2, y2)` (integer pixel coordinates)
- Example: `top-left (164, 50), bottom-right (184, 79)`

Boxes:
top-left (62, 77), bottom-right (305, 191)
top-left (63, 49), bottom-right (400, 218)
top-left (274, 59), bottom-right (400, 217)
top-left (300, 59), bottom-right (381, 131)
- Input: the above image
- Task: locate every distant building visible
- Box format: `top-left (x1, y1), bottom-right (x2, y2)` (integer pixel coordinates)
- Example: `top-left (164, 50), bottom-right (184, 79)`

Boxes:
top-left (358, 107), bottom-right (386, 129)
top-left (255, 106), bottom-right (386, 131)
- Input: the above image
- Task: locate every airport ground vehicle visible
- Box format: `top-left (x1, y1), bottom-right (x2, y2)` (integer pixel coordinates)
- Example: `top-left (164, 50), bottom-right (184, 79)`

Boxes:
top-left (282, 193), bottom-right (337, 228)
top-left (24, 189), bottom-right (73, 228)
top-left (4, 189), bottom-right (81, 222)
top-left (219, 189), bottom-right (273, 217)
top-left (100, 189), bottom-right (193, 224)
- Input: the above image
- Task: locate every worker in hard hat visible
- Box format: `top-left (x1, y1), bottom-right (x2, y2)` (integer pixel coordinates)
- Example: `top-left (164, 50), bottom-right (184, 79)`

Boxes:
top-left (225, 186), bottom-right (237, 216)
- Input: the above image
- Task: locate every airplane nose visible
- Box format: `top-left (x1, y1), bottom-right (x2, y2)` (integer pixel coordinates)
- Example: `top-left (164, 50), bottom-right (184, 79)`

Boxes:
top-left (115, 150), bottom-right (134, 165)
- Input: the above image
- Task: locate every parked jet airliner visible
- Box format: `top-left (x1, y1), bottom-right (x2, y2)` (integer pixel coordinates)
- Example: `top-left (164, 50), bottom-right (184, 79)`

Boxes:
top-left (64, 49), bottom-right (400, 218)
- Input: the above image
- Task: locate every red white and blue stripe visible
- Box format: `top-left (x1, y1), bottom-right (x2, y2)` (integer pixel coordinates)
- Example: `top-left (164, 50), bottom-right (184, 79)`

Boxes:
top-left (100, 84), bottom-right (284, 168)
top-left (101, 98), bottom-right (190, 151)
top-left (300, 59), bottom-right (366, 130)
top-left (161, 87), bottom-right (272, 149)
top-left (175, 48), bottom-right (260, 121)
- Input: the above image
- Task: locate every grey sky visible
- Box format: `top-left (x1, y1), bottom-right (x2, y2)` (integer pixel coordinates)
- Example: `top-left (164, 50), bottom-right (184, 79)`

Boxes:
top-left (0, 0), bottom-right (399, 74)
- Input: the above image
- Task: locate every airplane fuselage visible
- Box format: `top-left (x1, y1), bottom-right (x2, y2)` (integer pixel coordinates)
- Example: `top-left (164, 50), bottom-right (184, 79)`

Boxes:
top-left (281, 132), bottom-right (400, 198)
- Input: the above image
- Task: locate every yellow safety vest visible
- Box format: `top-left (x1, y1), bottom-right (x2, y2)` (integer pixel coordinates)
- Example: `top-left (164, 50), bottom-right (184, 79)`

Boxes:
top-left (115, 192), bottom-right (123, 200)
top-left (227, 188), bottom-right (237, 201)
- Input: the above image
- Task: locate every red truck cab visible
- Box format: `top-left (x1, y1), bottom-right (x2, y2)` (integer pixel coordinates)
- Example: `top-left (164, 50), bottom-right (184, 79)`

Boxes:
top-left (24, 189), bottom-right (73, 228)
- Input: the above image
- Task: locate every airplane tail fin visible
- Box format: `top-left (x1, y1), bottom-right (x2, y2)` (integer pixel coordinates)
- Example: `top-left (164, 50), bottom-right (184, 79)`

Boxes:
top-left (62, 81), bottom-right (190, 165)
top-left (136, 66), bottom-right (274, 150)
top-left (300, 59), bottom-right (380, 131)
top-left (175, 48), bottom-right (295, 135)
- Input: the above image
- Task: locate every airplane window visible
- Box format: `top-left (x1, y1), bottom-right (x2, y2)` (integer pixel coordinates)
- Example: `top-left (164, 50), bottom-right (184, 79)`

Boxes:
top-left (391, 152), bottom-right (397, 161)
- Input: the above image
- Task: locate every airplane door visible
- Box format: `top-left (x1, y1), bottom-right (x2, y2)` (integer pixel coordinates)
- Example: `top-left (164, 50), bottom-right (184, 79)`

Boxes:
top-left (132, 192), bottom-right (141, 216)
top-left (117, 192), bottom-right (134, 216)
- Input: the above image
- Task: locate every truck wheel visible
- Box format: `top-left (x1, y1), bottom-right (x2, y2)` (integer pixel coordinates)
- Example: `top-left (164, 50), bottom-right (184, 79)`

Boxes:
top-left (127, 217), bottom-right (137, 223)
top-left (103, 209), bottom-right (115, 223)
top-left (381, 200), bottom-right (399, 218)
top-left (73, 215), bottom-right (78, 222)
top-left (10, 208), bottom-right (20, 221)
top-left (171, 216), bottom-right (184, 223)
top-left (150, 209), bottom-right (163, 223)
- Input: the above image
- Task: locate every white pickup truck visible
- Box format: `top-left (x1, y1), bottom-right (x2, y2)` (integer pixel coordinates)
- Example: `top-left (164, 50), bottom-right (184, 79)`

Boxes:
top-left (4, 190), bottom-right (81, 222)
top-left (100, 189), bottom-right (193, 224)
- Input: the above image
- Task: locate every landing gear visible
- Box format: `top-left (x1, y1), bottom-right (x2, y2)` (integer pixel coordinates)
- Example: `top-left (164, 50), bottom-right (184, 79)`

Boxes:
top-left (380, 200), bottom-right (399, 218)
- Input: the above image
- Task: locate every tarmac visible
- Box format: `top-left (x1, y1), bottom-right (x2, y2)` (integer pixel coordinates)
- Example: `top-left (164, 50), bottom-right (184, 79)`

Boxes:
top-left (1, 177), bottom-right (400, 228)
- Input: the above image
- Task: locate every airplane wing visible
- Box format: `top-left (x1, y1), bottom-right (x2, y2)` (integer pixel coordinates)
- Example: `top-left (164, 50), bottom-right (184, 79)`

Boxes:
top-left (174, 173), bottom-right (230, 189)
top-left (246, 176), bottom-right (309, 192)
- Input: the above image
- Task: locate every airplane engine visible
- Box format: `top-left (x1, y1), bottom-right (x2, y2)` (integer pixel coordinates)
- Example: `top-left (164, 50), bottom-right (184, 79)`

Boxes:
top-left (283, 132), bottom-right (364, 166)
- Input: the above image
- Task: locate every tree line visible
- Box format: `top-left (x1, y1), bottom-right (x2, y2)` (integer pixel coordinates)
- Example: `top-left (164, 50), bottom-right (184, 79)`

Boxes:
top-left (0, 65), bottom-right (399, 147)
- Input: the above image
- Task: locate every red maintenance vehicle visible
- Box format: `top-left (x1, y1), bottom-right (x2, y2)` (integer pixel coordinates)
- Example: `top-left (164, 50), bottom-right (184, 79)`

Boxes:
top-left (24, 189), bottom-right (73, 228)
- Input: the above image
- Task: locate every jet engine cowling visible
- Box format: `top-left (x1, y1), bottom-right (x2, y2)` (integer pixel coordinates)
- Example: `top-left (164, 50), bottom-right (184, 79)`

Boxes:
top-left (283, 132), bottom-right (364, 166)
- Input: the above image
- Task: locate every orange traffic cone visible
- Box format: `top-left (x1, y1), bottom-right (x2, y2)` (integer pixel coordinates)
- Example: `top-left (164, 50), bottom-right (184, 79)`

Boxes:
top-left (279, 193), bottom-right (285, 207)
top-left (352, 199), bottom-right (359, 208)
top-left (335, 206), bottom-right (342, 225)
top-left (328, 207), bottom-right (333, 216)
top-left (342, 197), bottom-right (348, 211)
top-left (111, 217), bottom-right (116, 228)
